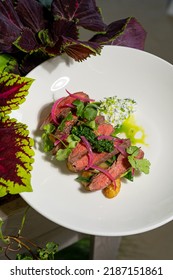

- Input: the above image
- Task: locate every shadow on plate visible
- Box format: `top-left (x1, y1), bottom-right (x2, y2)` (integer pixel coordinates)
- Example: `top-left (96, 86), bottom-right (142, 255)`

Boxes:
top-left (41, 53), bottom-right (74, 74)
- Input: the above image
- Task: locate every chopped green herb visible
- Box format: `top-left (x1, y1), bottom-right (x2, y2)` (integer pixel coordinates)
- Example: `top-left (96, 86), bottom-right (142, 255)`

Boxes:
top-left (71, 125), bottom-right (114, 153)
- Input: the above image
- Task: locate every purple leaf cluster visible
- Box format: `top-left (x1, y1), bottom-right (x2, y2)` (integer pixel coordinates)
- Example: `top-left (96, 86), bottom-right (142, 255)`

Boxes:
top-left (0, 0), bottom-right (147, 75)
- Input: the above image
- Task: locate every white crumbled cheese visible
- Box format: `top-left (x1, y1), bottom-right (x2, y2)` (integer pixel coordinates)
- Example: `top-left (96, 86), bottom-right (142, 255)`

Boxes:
top-left (98, 96), bottom-right (137, 127)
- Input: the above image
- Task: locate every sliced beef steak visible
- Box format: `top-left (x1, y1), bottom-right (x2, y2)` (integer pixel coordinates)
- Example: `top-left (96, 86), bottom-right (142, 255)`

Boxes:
top-left (88, 149), bottom-right (144, 191)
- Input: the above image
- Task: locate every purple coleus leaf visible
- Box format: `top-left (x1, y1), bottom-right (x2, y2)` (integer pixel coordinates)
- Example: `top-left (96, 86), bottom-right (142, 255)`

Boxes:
top-left (51, 18), bottom-right (79, 42)
top-left (0, 0), bottom-right (50, 55)
top-left (44, 18), bottom-right (79, 56)
top-left (13, 27), bottom-right (40, 53)
top-left (0, 13), bottom-right (21, 53)
top-left (90, 17), bottom-right (147, 50)
top-left (0, 0), bottom-right (23, 29)
top-left (0, 117), bottom-right (34, 197)
top-left (0, 72), bottom-right (34, 117)
top-left (45, 17), bottom-right (102, 59)
top-left (19, 52), bottom-right (49, 76)
top-left (16, 0), bottom-right (48, 33)
top-left (51, 0), bottom-right (106, 32)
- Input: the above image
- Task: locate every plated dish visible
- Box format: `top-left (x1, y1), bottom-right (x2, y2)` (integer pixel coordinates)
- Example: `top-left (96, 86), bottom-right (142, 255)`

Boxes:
top-left (40, 90), bottom-right (150, 199)
top-left (17, 46), bottom-right (173, 236)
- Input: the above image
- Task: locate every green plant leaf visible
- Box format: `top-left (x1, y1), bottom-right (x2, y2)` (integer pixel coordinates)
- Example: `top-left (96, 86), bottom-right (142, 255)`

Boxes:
top-left (38, 242), bottom-right (59, 260)
top-left (0, 117), bottom-right (35, 197)
top-left (0, 218), bottom-right (9, 244)
top-left (16, 254), bottom-right (33, 260)
top-left (0, 54), bottom-right (20, 75)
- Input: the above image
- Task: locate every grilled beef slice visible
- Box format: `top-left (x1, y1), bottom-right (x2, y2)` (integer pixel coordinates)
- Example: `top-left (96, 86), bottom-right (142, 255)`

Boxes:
top-left (68, 138), bottom-right (131, 172)
top-left (88, 149), bottom-right (144, 191)
top-left (68, 121), bottom-right (115, 167)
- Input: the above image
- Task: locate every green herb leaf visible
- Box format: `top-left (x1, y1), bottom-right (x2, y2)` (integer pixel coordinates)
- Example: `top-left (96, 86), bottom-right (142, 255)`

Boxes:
top-left (128, 156), bottom-right (151, 174)
top-left (66, 134), bottom-right (80, 149)
top-left (72, 99), bottom-right (84, 117)
top-left (43, 123), bottom-right (55, 134)
top-left (127, 146), bottom-right (150, 174)
top-left (41, 123), bottom-right (55, 152)
top-left (55, 134), bottom-right (80, 161)
top-left (83, 104), bottom-right (97, 121)
top-left (122, 170), bottom-right (134, 181)
top-left (58, 111), bottom-right (73, 131)
top-left (76, 175), bottom-right (93, 183)
top-left (85, 120), bottom-right (97, 130)
top-left (56, 148), bottom-right (71, 161)
top-left (126, 145), bottom-right (139, 156)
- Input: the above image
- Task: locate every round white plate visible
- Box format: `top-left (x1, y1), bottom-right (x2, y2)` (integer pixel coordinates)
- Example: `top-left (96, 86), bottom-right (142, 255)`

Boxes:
top-left (18, 46), bottom-right (173, 236)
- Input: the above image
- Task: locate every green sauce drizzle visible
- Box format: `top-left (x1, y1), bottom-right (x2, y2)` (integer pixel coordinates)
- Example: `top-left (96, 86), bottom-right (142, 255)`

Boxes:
top-left (115, 115), bottom-right (148, 146)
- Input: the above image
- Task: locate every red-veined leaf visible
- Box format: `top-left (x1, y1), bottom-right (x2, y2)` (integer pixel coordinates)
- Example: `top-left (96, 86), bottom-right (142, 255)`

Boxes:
top-left (0, 72), bottom-right (34, 117)
top-left (0, 117), bottom-right (34, 197)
